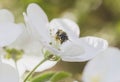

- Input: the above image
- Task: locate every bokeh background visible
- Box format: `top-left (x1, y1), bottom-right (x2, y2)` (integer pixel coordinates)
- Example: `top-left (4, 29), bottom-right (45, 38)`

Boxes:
top-left (0, 0), bottom-right (120, 81)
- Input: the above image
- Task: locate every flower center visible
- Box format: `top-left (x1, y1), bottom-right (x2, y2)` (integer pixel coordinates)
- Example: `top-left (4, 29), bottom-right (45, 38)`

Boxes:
top-left (55, 29), bottom-right (68, 44)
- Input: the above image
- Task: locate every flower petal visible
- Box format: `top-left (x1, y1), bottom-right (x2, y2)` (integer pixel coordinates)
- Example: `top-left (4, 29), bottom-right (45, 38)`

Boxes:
top-left (50, 18), bottom-right (80, 41)
top-left (1, 58), bottom-right (26, 78)
top-left (0, 9), bottom-right (14, 23)
top-left (0, 62), bottom-right (19, 82)
top-left (25, 3), bottom-right (51, 44)
top-left (17, 60), bottom-right (27, 78)
top-left (60, 40), bottom-right (85, 57)
top-left (0, 23), bottom-right (23, 47)
top-left (50, 18), bottom-right (80, 36)
top-left (23, 13), bottom-right (37, 40)
top-left (9, 28), bottom-right (42, 54)
top-left (18, 55), bottom-right (57, 72)
top-left (82, 47), bottom-right (120, 82)
top-left (60, 36), bottom-right (108, 62)
top-left (81, 36), bottom-right (108, 50)
top-left (77, 36), bottom-right (108, 61)
top-left (23, 13), bottom-right (60, 55)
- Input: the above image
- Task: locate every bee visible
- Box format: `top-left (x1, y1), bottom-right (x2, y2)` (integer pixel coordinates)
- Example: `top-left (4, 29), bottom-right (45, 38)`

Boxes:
top-left (55, 29), bottom-right (68, 44)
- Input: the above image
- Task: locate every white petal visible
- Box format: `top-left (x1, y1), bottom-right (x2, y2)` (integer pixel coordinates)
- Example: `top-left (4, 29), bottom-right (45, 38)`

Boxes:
top-left (2, 58), bottom-right (16, 68)
top-left (0, 9), bottom-right (14, 23)
top-left (60, 36), bottom-right (108, 62)
top-left (77, 36), bottom-right (108, 61)
top-left (82, 47), bottom-right (120, 82)
top-left (0, 23), bottom-right (23, 47)
top-left (50, 18), bottom-right (80, 36)
top-left (23, 13), bottom-right (42, 43)
top-left (0, 62), bottom-right (19, 82)
top-left (50, 18), bottom-right (79, 41)
top-left (9, 28), bottom-right (43, 56)
top-left (81, 36), bottom-right (108, 50)
top-left (61, 18), bottom-right (80, 36)
top-left (18, 55), bottom-right (57, 72)
top-left (25, 3), bottom-right (51, 44)
top-left (60, 40), bottom-right (85, 58)
top-left (1, 58), bottom-right (26, 78)
top-left (17, 60), bottom-right (27, 78)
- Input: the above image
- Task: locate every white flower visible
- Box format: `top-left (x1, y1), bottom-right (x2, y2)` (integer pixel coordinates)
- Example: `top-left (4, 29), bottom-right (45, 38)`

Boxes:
top-left (0, 8), bottom-right (56, 82)
top-left (23, 3), bottom-right (108, 62)
top-left (0, 9), bottom-right (23, 47)
top-left (82, 47), bottom-right (120, 82)
top-left (0, 9), bottom-right (23, 82)
top-left (3, 29), bottom-right (57, 79)
top-left (1, 30), bottom-right (57, 82)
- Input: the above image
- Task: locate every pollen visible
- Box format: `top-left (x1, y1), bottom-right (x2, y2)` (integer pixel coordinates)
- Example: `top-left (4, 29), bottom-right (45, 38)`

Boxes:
top-left (55, 29), bottom-right (68, 44)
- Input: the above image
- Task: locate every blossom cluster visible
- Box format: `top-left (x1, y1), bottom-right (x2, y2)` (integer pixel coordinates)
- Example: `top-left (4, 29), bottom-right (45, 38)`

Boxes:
top-left (0, 3), bottom-right (120, 82)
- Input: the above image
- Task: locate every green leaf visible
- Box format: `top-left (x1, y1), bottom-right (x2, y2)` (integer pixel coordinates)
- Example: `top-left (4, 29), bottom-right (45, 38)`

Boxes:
top-left (50, 71), bottom-right (72, 82)
top-left (31, 72), bottom-right (55, 82)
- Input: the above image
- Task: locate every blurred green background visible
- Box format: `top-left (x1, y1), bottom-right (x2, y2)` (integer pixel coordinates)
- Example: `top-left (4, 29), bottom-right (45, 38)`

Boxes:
top-left (0, 0), bottom-right (120, 81)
